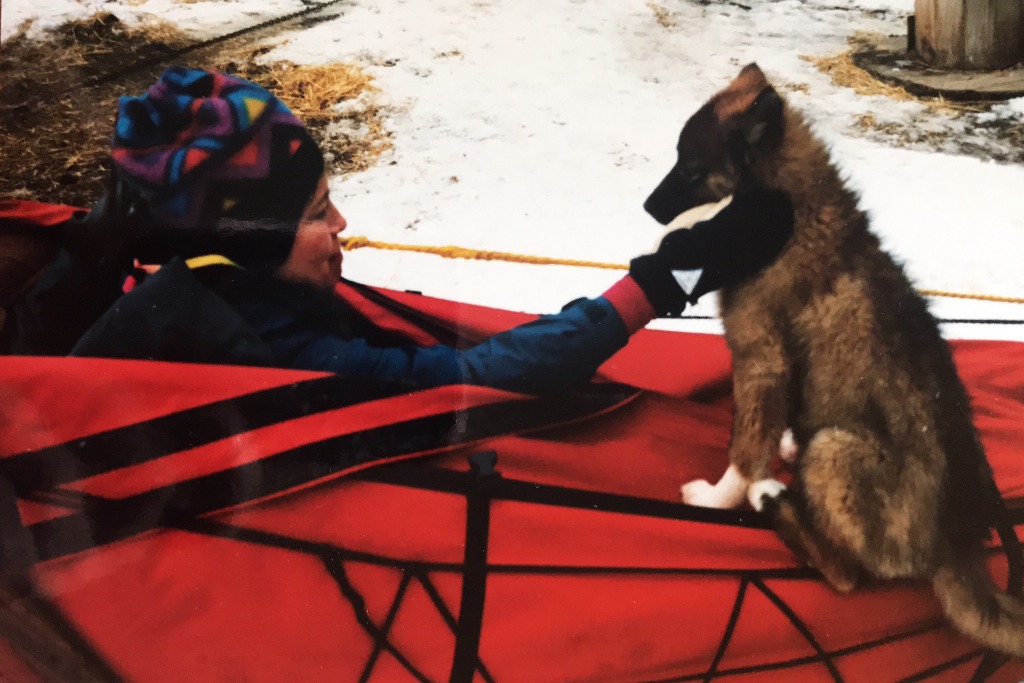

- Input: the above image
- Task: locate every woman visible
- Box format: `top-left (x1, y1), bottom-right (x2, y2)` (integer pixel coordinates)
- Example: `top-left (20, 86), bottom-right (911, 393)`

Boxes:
top-left (8, 67), bottom-right (794, 393)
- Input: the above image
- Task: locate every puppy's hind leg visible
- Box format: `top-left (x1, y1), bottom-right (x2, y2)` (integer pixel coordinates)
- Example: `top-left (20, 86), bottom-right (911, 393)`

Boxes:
top-left (761, 489), bottom-right (864, 593)
top-left (802, 428), bottom-right (935, 580)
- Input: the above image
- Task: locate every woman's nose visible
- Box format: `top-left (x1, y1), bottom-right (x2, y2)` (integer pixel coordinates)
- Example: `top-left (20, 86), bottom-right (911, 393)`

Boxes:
top-left (328, 202), bottom-right (347, 234)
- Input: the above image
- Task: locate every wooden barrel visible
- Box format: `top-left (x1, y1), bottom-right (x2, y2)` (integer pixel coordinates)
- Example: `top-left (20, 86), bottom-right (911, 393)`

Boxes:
top-left (915, 0), bottom-right (1024, 70)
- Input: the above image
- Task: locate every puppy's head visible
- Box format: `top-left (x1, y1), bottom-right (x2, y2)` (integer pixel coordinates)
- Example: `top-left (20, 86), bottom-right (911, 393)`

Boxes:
top-left (644, 63), bottom-right (785, 225)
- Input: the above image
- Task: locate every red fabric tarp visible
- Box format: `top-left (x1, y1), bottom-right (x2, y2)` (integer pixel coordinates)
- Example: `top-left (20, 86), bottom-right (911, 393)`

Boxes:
top-left (0, 200), bottom-right (79, 228)
top-left (1, 282), bottom-right (1023, 682)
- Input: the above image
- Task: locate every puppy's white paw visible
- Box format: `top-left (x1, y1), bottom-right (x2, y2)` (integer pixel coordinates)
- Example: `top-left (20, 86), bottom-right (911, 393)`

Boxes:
top-left (779, 428), bottom-right (798, 464)
top-left (682, 479), bottom-right (735, 508)
top-left (747, 478), bottom-right (787, 512)
top-left (682, 477), bottom-right (745, 509)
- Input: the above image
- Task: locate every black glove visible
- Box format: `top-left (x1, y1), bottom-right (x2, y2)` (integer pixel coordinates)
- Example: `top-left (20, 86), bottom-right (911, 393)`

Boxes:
top-left (629, 188), bottom-right (794, 316)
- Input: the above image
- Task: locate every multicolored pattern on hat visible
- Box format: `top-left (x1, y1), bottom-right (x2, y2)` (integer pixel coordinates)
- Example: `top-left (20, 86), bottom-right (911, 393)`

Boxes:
top-left (111, 67), bottom-right (309, 229)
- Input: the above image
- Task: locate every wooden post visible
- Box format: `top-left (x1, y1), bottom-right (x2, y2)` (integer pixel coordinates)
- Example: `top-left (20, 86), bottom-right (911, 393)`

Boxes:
top-left (915, 0), bottom-right (1024, 70)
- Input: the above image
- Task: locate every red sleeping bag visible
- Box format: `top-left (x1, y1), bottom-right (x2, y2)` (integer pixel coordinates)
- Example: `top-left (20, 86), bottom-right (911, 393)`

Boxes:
top-left (1, 203), bottom-right (1023, 682)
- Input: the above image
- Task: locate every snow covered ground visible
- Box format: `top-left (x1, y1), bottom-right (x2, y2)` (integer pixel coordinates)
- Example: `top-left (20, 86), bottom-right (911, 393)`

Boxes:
top-left (4, 0), bottom-right (1024, 340)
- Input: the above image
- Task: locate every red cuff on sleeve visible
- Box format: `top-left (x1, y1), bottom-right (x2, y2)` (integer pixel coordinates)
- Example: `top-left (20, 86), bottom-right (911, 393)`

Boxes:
top-left (602, 275), bottom-right (656, 334)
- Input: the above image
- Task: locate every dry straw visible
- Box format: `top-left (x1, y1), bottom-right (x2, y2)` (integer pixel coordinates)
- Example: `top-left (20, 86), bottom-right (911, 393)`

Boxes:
top-left (647, 1), bottom-right (677, 29)
top-left (1, 14), bottom-right (191, 204)
top-left (230, 56), bottom-right (392, 175)
top-left (802, 34), bottom-right (987, 113)
top-left (0, 13), bottom-right (390, 205)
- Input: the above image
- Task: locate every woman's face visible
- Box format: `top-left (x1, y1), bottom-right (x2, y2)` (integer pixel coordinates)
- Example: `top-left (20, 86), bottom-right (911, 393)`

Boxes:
top-left (276, 175), bottom-right (347, 290)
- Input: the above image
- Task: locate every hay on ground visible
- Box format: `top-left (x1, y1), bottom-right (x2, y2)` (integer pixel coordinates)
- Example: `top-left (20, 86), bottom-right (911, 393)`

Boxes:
top-left (802, 33), bottom-right (987, 113)
top-left (647, 1), bottom-right (677, 29)
top-left (221, 53), bottom-right (392, 175)
top-left (802, 50), bottom-right (919, 104)
top-left (0, 12), bottom-right (391, 206)
top-left (0, 13), bottom-right (192, 205)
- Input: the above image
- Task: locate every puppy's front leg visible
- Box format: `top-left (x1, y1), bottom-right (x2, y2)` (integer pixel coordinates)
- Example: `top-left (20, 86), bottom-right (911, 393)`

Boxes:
top-left (724, 313), bottom-right (792, 511)
top-left (681, 464), bottom-right (748, 508)
top-left (729, 350), bottom-right (790, 509)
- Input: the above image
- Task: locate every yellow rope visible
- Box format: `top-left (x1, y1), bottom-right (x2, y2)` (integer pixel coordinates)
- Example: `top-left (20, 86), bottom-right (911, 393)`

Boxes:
top-left (339, 235), bottom-right (626, 271)
top-left (917, 289), bottom-right (1024, 305)
top-left (339, 236), bottom-right (1024, 305)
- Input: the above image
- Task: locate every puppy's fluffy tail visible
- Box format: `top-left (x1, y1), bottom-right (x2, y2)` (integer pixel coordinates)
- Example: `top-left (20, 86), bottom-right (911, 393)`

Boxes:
top-left (932, 551), bottom-right (1024, 657)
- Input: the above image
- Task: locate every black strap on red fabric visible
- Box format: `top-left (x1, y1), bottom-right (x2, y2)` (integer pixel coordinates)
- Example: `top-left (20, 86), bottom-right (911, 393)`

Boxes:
top-left (0, 374), bottom-right (408, 496)
top-left (358, 460), bottom-right (1023, 682)
top-left (173, 460), bottom-right (1017, 682)
top-left (18, 383), bottom-right (635, 562)
top-left (356, 461), bottom-right (773, 531)
top-left (0, 475), bottom-right (36, 581)
top-left (449, 452), bottom-right (500, 683)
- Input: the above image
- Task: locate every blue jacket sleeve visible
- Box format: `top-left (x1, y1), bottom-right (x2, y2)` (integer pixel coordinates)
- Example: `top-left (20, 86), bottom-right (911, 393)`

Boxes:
top-left (264, 296), bottom-right (630, 392)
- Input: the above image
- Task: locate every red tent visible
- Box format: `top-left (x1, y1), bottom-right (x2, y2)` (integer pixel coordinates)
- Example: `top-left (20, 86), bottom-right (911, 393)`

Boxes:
top-left (1, 202), bottom-right (1023, 682)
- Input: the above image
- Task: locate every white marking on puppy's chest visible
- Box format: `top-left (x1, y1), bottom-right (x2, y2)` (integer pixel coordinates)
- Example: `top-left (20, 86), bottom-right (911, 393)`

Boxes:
top-left (666, 195), bottom-right (734, 230)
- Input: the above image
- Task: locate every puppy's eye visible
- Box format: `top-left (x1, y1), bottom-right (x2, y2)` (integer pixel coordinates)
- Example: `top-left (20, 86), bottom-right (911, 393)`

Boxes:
top-left (679, 160), bottom-right (705, 184)
top-left (680, 166), bottom-right (705, 185)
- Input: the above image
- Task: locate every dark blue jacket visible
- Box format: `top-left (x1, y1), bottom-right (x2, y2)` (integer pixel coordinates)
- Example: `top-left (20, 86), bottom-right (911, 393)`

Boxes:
top-left (69, 259), bottom-right (631, 393)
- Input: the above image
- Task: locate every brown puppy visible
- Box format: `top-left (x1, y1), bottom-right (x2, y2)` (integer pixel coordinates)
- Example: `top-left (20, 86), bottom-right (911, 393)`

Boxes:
top-left (645, 63), bottom-right (1024, 657)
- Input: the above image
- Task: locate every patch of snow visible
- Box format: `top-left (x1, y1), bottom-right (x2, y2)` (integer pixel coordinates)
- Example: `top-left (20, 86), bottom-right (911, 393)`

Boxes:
top-left (4, 0), bottom-right (1022, 342)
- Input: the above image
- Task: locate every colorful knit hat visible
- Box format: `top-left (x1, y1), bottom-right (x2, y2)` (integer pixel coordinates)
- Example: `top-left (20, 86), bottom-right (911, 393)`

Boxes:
top-left (111, 66), bottom-right (325, 268)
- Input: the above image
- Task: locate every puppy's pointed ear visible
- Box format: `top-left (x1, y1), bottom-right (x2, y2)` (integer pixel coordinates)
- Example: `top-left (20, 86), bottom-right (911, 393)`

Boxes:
top-left (738, 63), bottom-right (768, 84)
top-left (712, 63), bottom-right (783, 147)
top-left (735, 86), bottom-right (784, 148)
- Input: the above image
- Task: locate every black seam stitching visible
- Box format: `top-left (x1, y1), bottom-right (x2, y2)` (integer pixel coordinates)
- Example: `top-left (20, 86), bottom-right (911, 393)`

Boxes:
top-left (359, 571), bottom-right (413, 683)
top-left (749, 578), bottom-right (844, 683)
top-left (703, 576), bottom-right (749, 682)
top-left (323, 555), bottom-right (430, 683)
top-left (896, 650), bottom-right (985, 683)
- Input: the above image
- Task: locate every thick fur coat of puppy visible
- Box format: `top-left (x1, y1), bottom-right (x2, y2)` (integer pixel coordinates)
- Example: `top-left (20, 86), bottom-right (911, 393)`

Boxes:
top-left (645, 63), bottom-right (1024, 657)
